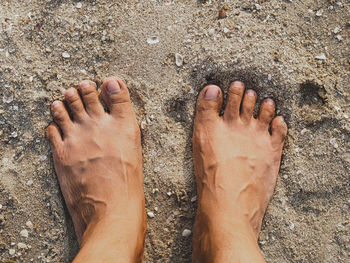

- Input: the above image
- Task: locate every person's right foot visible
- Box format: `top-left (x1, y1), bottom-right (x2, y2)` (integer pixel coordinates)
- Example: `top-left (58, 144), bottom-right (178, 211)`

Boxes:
top-left (192, 81), bottom-right (287, 262)
top-left (47, 77), bottom-right (146, 263)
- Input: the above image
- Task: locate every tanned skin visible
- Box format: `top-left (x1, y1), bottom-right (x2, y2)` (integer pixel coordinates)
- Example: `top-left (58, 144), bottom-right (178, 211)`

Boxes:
top-left (192, 81), bottom-right (287, 262)
top-left (47, 77), bottom-right (286, 262)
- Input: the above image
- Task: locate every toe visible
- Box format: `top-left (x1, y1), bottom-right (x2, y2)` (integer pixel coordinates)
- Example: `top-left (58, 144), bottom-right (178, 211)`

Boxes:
top-left (257, 99), bottom-right (275, 129)
top-left (46, 123), bottom-right (63, 150)
top-left (195, 85), bottom-right (223, 120)
top-left (100, 76), bottom-right (134, 117)
top-left (78, 80), bottom-right (104, 117)
top-left (240, 89), bottom-right (257, 123)
top-left (271, 116), bottom-right (287, 147)
top-left (224, 81), bottom-right (245, 122)
top-left (64, 88), bottom-right (87, 121)
top-left (51, 101), bottom-right (73, 133)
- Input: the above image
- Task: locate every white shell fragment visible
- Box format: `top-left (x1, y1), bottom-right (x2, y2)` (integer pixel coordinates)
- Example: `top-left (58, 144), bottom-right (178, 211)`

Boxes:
top-left (20, 229), bottom-right (29, 238)
top-left (182, 229), bottom-right (192, 237)
top-left (175, 53), bottom-right (183, 67)
top-left (62, 52), bottom-right (70, 58)
top-left (147, 211), bottom-right (155, 218)
top-left (147, 36), bottom-right (159, 44)
top-left (315, 54), bottom-right (326, 60)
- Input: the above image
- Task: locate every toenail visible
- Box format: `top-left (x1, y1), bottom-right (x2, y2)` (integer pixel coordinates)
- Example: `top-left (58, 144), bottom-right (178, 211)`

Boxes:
top-left (79, 81), bottom-right (91, 89)
top-left (106, 79), bottom-right (121, 94)
top-left (204, 86), bottom-right (219, 100)
top-left (232, 81), bottom-right (244, 88)
top-left (265, 99), bottom-right (275, 105)
top-left (52, 101), bottom-right (60, 109)
top-left (246, 89), bottom-right (256, 97)
top-left (65, 89), bottom-right (75, 98)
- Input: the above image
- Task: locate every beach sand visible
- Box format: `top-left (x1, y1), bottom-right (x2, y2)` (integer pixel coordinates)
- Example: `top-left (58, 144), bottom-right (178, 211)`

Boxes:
top-left (0, 0), bottom-right (349, 262)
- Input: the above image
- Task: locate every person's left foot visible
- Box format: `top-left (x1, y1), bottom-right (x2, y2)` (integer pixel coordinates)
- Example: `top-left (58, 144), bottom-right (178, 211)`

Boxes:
top-left (47, 77), bottom-right (146, 262)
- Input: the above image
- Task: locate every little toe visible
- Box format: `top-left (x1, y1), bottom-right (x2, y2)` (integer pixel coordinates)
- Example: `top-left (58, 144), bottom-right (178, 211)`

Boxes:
top-left (64, 88), bottom-right (86, 121)
top-left (257, 99), bottom-right (275, 129)
top-left (240, 89), bottom-right (257, 123)
top-left (100, 76), bottom-right (134, 117)
top-left (224, 81), bottom-right (245, 122)
top-left (51, 100), bottom-right (73, 133)
top-left (271, 116), bottom-right (288, 147)
top-left (195, 85), bottom-right (223, 120)
top-left (46, 123), bottom-right (63, 151)
top-left (78, 80), bottom-right (104, 117)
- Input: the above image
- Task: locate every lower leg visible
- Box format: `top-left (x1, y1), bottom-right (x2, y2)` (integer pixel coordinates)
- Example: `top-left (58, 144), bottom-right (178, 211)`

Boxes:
top-left (192, 81), bottom-right (287, 262)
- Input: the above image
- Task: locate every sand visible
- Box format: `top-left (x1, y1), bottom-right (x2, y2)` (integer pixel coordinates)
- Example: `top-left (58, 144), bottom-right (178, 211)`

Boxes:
top-left (0, 0), bottom-right (349, 262)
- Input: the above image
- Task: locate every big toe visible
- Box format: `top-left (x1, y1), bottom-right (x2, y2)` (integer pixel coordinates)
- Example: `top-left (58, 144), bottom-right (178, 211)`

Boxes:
top-left (271, 116), bottom-right (287, 148)
top-left (195, 85), bottom-right (223, 120)
top-left (100, 76), bottom-right (134, 117)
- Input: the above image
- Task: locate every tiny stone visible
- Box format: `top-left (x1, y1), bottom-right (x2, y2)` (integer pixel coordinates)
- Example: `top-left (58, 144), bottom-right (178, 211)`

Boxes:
top-left (147, 36), bottom-right (159, 44)
top-left (300, 128), bottom-right (308, 135)
top-left (26, 221), bottom-right (33, 228)
top-left (62, 52), bottom-right (70, 58)
top-left (9, 248), bottom-right (15, 255)
top-left (315, 54), bottom-right (326, 60)
top-left (39, 155), bottom-right (47, 161)
top-left (175, 53), bottom-right (183, 67)
top-left (17, 242), bottom-right (27, 249)
top-left (208, 28), bottom-right (215, 36)
top-left (76, 2), bottom-right (82, 9)
top-left (316, 9), bottom-right (323, 17)
top-left (267, 74), bottom-right (272, 81)
top-left (26, 179), bottom-right (34, 186)
top-left (289, 222), bottom-right (295, 230)
top-left (343, 114), bottom-right (349, 119)
top-left (3, 95), bottom-right (13, 103)
top-left (167, 192), bottom-right (172, 196)
top-left (333, 27), bottom-right (341, 34)
top-left (147, 211), bottom-right (155, 218)
top-left (154, 207), bottom-right (158, 212)
top-left (182, 229), bottom-right (192, 237)
top-left (0, 204), bottom-right (2, 209)
top-left (10, 131), bottom-right (18, 138)
top-left (336, 35), bottom-right (343, 41)
top-left (191, 196), bottom-right (197, 202)
top-left (20, 229), bottom-right (29, 238)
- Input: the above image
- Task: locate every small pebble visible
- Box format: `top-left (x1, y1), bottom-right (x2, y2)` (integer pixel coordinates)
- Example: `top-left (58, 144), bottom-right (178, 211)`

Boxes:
top-left (154, 207), bottom-right (158, 212)
top-left (147, 36), bottom-right (159, 44)
top-left (316, 9), bottom-right (323, 17)
top-left (167, 192), bottom-right (172, 196)
top-left (62, 52), bottom-right (70, 58)
top-left (218, 9), bottom-right (227, 19)
top-left (300, 128), bottom-right (308, 135)
top-left (175, 53), bottom-right (183, 67)
top-left (26, 221), bottom-right (33, 228)
top-left (20, 229), bottom-right (29, 238)
top-left (208, 28), bottom-right (215, 36)
top-left (333, 27), bottom-right (341, 34)
top-left (17, 242), bottom-right (27, 249)
top-left (343, 114), bottom-right (349, 119)
top-left (191, 196), bottom-right (197, 202)
top-left (182, 229), bottom-right (192, 237)
top-left (9, 248), bottom-right (15, 255)
top-left (147, 212), bottom-right (155, 218)
top-left (289, 222), bottom-right (295, 230)
top-left (26, 179), bottom-right (34, 186)
top-left (315, 54), bottom-right (326, 60)
top-left (76, 2), bottom-right (82, 9)
top-left (3, 95), bottom-right (13, 103)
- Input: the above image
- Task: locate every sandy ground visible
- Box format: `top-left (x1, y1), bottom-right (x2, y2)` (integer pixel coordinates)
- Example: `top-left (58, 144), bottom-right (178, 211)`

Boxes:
top-left (0, 0), bottom-right (349, 262)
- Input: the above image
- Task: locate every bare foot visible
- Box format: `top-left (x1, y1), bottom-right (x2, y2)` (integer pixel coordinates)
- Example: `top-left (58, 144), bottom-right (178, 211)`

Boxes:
top-left (47, 77), bottom-right (146, 262)
top-left (192, 81), bottom-right (287, 262)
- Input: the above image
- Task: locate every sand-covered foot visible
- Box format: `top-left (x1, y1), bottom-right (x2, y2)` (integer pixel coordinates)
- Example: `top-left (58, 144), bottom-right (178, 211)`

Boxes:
top-left (47, 77), bottom-right (146, 263)
top-left (192, 81), bottom-right (287, 262)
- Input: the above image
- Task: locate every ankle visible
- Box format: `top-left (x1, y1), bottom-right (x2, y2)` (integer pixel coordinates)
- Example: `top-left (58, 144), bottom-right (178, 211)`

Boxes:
top-left (75, 213), bottom-right (146, 263)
